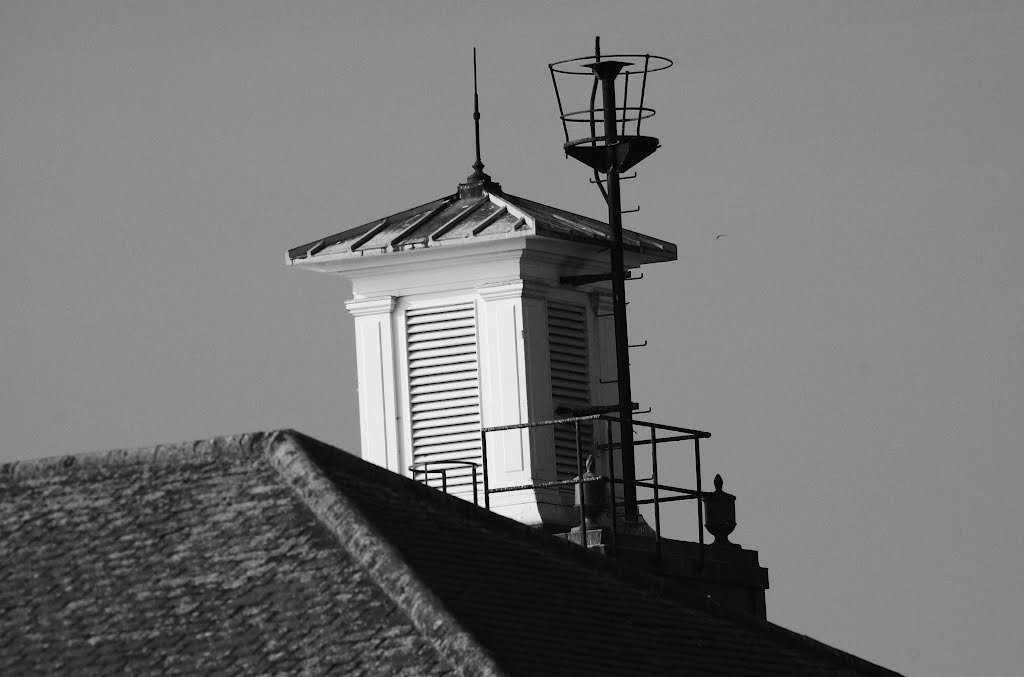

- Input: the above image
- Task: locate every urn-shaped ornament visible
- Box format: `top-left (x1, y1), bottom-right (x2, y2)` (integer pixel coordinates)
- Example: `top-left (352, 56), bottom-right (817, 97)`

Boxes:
top-left (703, 474), bottom-right (739, 548)
top-left (573, 455), bottom-right (607, 530)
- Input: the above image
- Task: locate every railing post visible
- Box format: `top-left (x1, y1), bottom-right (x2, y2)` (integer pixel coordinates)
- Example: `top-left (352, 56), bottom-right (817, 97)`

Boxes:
top-left (695, 436), bottom-right (705, 570)
top-left (575, 419), bottom-right (586, 544)
top-left (481, 429), bottom-right (490, 510)
top-left (477, 415), bottom-right (710, 557)
top-left (652, 428), bottom-right (661, 562)
top-left (606, 417), bottom-right (617, 552)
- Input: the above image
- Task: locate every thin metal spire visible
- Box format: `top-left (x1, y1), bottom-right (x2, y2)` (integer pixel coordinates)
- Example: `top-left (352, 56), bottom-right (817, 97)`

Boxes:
top-left (467, 47), bottom-right (491, 183)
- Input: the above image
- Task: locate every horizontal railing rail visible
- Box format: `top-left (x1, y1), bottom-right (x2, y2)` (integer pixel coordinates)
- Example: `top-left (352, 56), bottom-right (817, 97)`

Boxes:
top-left (479, 413), bottom-right (711, 560)
top-left (408, 411), bottom-right (712, 562)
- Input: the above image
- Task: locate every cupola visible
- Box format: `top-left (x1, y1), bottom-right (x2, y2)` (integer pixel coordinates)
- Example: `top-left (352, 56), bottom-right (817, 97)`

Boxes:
top-left (287, 176), bottom-right (674, 528)
top-left (286, 53), bottom-right (675, 527)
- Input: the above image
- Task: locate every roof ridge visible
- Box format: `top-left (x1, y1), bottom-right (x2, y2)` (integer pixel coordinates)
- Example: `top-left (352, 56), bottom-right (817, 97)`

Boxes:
top-left (0, 432), bottom-right (271, 481)
top-left (499, 191), bottom-right (606, 226)
top-left (499, 191), bottom-right (676, 255)
top-left (264, 430), bottom-right (505, 677)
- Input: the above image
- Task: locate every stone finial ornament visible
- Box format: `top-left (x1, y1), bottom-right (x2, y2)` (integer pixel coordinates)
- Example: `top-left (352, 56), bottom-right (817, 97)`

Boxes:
top-left (703, 473), bottom-right (739, 548)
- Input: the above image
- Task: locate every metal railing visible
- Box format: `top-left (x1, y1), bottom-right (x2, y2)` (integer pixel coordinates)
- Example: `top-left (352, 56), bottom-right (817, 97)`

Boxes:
top-left (598, 415), bottom-right (710, 560)
top-left (409, 412), bottom-right (711, 559)
top-left (485, 413), bottom-right (710, 558)
top-left (408, 459), bottom-right (481, 507)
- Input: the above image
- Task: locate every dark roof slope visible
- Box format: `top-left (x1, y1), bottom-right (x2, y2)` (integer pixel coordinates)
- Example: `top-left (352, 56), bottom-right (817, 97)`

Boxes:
top-left (1, 432), bottom-right (903, 677)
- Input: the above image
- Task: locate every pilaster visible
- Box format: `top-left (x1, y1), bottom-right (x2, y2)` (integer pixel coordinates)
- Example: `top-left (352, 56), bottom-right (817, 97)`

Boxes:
top-left (345, 296), bottom-right (400, 472)
top-left (475, 281), bottom-right (531, 487)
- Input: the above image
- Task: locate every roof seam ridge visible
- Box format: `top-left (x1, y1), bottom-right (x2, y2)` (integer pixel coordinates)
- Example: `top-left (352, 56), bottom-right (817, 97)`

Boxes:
top-left (349, 218), bottom-right (390, 252)
top-left (429, 198), bottom-right (488, 241)
top-left (388, 200), bottom-right (453, 250)
top-left (263, 430), bottom-right (508, 677)
top-left (470, 204), bottom-right (507, 236)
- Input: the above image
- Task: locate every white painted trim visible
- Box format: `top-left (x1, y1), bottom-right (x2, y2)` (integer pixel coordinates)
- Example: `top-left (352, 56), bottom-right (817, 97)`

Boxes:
top-left (345, 296), bottom-right (397, 317)
top-left (347, 297), bottom-right (400, 473)
top-left (475, 286), bottom-right (530, 488)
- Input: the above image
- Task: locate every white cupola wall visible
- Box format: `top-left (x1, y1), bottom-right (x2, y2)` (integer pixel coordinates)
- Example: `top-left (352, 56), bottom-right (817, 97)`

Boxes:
top-left (288, 179), bottom-right (675, 527)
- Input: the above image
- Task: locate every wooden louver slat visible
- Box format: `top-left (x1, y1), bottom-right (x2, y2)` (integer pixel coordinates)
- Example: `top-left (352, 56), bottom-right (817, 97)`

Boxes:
top-left (548, 302), bottom-right (593, 481)
top-left (407, 302), bottom-right (482, 491)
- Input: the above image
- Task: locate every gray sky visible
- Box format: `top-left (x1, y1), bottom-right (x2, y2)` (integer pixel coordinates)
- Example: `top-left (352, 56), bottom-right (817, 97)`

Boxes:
top-left (3, 2), bottom-right (1022, 675)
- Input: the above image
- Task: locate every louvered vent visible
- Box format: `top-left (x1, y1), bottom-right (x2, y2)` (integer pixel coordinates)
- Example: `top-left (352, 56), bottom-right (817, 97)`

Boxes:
top-left (548, 302), bottom-right (592, 481)
top-left (407, 302), bottom-right (482, 491)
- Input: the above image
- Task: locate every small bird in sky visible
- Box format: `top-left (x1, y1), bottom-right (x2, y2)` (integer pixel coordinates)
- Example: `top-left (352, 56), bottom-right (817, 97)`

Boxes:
top-left (715, 234), bottom-right (728, 239)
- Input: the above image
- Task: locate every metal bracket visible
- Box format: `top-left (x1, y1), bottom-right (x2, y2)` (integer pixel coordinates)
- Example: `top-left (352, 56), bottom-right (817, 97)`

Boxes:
top-left (592, 168), bottom-right (609, 203)
top-left (628, 341), bottom-right (648, 348)
top-left (556, 402), bottom-right (639, 417)
top-left (597, 301), bottom-right (629, 317)
top-left (560, 271), bottom-right (638, 287)
top-left (560, 271), bottom-right (613, 286)
top-left (590, 172), bottom-right (637, 184)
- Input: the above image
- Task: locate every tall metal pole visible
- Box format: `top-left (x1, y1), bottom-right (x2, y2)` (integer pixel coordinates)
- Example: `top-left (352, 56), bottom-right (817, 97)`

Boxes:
top-left (593, 60), bottom-right (639, 523)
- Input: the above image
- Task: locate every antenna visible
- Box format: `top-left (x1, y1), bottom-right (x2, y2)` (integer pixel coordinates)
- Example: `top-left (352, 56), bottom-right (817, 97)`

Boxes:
top-left (467, 47), bottom-right (491, 184)
top-left (548, 37), bottom-right (672, 525)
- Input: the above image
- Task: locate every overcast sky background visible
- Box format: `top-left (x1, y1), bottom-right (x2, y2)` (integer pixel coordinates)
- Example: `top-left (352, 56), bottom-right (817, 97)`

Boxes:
top-left (3, 2), bottom-right (1023, 675)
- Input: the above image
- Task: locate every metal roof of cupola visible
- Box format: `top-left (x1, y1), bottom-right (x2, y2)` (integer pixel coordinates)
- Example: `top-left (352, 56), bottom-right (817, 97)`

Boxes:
top-left (286, 49), bottom-right (678, 530)
top-left (286, 48), bottom-right (674, 269)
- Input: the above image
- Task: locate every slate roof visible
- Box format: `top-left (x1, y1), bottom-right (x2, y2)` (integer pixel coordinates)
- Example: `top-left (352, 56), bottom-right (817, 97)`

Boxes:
top-left (286, 184), bottom-right (677, 265)
top-left (1, 431), bottom-right (903, 676)
top-left (0, 433), bottom-right (454, 676)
